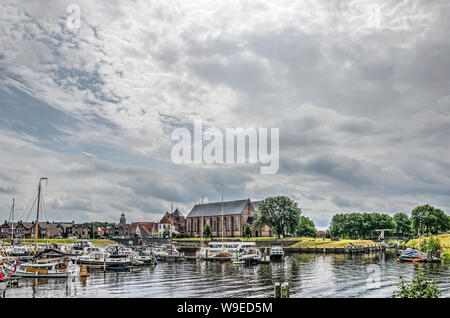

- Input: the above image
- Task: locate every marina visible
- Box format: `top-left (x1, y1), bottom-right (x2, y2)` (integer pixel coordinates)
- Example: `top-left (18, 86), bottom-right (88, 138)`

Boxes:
top-left (2, 250), bottom-right (449, 298)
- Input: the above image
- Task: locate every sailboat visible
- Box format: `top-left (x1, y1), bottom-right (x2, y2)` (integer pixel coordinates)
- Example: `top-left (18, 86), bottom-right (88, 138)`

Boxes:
top-left (5, 178), bottom-right (80, 278)
top-left (2, 199), bottom-right (29, 257)
top-left (196, 196), bottom-right (233, 260)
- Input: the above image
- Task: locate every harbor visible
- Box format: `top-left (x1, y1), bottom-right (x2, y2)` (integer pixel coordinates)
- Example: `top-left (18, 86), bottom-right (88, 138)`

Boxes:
top-left (2, 249), bottom-right (450, 298)
top-left (0, 178), bottom-right (448, 299)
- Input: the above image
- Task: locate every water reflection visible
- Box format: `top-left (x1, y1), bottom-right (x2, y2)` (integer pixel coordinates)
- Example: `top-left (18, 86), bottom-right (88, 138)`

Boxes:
top-left (4, 252), bottom-right (450, 298)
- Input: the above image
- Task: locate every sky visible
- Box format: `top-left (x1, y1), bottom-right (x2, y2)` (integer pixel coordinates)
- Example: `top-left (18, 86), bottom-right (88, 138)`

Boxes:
top-left (0, 0), bottom-right (449, 230)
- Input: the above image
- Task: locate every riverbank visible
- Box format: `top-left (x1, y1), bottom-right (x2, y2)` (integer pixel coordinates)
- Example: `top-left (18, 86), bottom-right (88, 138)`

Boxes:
top-left (174, 237), bottom-right (376, 247)
top-left (405, 234), bottom-right (450, 250)
top-left (173, 237), bottom-right (302, 241)
top-left (290, 238), bottom-right (376, 248)
top-left (173, 237), bottom-right (380, 254)
top-left (405, 234), bottom-right (450, 262)
top-left (0, 238), bottom-right (117, 246)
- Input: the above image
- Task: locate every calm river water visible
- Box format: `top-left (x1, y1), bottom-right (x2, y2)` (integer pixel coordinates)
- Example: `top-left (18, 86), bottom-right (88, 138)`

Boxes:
top-left (5, 250), bottom-right (450, 298)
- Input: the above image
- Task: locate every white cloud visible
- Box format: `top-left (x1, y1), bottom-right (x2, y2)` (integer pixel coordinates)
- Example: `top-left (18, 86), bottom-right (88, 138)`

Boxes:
top-left (0, 0), bottom-right (449, 225)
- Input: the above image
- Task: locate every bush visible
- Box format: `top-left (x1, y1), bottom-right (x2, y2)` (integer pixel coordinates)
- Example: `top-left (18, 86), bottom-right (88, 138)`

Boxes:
top-left (203, 224), bottom-right (212, 239)
top-left (420, 237), bottom-right (442, 256)
top-left (441, 251), bottom-right (450, 263)
top-left (393, 268), bottom-right (441, 298)
top-left (243, 224), bottom-right (252, 238)
top-left (175, 233), bottom-right (187, 239)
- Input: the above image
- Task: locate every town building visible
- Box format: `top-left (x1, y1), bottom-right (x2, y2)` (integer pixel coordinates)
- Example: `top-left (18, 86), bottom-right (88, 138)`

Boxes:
top-left (185, 199), bottom-right (272, 238)
top-left (108, 213), bottom-right (160, 238)
top-left (114, 213), bottom-right (130, 237)
top-left (129, 222), bottom-right (157, 238)
top-left (158, 208), bottom-right (186, 237)
top-left (0, 220), bottom-right (90, 239)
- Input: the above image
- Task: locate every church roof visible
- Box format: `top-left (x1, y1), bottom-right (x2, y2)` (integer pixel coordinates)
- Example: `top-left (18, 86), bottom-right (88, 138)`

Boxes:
top-left (172, 208), bottom-right (184, 217)
top-left (251, 200), bottom-right (263, 211)
top-left (187, 199), bottom-right (250, 218)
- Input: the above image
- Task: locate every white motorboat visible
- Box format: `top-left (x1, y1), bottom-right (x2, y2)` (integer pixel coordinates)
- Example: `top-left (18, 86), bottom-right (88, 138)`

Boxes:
top-left (132, 251), bottom-right (155, 265)
top-left (196, 241), bottom-right (257, 260)
top-left (76, 249), bottom-right (131, 270)
top-left (2, 244), bottom-right (30, 257)
top-left (237, 247), bottom-right (262, 264)
top-left (269, 244), bottom-right (285, 262)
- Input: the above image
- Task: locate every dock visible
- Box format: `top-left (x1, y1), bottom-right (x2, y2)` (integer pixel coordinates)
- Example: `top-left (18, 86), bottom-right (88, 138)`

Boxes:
top-left (158, 255), bottom-right (197, 262)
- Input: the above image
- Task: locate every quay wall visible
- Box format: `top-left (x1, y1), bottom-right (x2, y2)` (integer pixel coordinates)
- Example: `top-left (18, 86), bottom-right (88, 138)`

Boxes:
top-left (115, 237), bottom-right (170, 246)
top-left (173, 240), bottom-right (385, 254)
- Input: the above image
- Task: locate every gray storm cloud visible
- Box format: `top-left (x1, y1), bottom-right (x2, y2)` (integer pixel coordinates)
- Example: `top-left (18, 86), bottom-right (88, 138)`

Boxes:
top-left (0, 0), bottom-right (449, 228)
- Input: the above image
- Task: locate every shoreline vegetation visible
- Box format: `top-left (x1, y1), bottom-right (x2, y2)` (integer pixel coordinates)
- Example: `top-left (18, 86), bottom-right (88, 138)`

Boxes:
top-left (173, 237), bottom-right (377, 248)
top-left (405, 234), bottom-right (450, 262)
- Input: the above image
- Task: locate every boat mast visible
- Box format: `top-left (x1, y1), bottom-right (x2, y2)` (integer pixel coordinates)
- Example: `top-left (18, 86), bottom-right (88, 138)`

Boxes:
top-left (34, 177), bottom-right (47, 257)
top-left (11, 198), bottom-right (15, 243)
top-left (170, 203), bottom-right (173, 249)
top-left (221, 196), bottom-right (224, 248)
top-left (200, 196), bottom-right (203, 248)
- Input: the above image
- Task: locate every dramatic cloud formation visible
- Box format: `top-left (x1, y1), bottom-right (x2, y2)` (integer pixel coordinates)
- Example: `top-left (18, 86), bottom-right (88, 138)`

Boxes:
top-left (0, 0), bottom-right (449, 228)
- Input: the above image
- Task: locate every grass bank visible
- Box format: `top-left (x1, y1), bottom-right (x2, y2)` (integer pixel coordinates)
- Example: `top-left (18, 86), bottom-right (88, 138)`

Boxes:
top-left (290, 238), bottom-right (377, 248)
top-left (0, 238), bottom-right (117, 246)
top-left (405, 234), bottom-right (450, 251)
top-left (405, 234), bottom-right (450, 262)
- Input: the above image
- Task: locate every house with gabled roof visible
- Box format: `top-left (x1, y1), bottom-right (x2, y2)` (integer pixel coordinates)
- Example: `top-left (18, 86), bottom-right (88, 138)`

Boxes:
top-left (157, 208), bottom-right (186, 237)
top-left (129, 222), bottom-right (155, 238)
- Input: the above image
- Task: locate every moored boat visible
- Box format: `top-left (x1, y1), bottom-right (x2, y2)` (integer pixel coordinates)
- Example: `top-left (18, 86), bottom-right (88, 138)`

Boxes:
top-left (269, 243), bottom-right (285, 262)
top-left (196, 241), bottom-right (257, 260)
top-left (237, 247), bottom-right (262, 265)
top-left (5, 178), bottom-right (81, 279)
top-left (397, 249), bottom-right (427, 262)
top-left (75, 249), bottom-right (131, 270)
top-left (5, 259), bottom-right (80, 278)
top-left (0, 261), bottom-right (8, 297)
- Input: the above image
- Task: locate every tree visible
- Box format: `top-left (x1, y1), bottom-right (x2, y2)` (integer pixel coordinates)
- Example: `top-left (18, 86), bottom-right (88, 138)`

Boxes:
top-left (393, 213), bottom-right (412, 237)
top-left (255, 196), bottom-right (301, 238)
top-left (328, 212), bottom-right (395, 239)
top-left (393, 268), bottom-right (441, 298)
top-left (295, 216), bottom-right (317, 237)
top-left (162, 227), bottom-right (170, 238)
top-left (203, 224), bottom-right (212, 239)
top-left (411, 205), bottom-right (449, 236)
top-left (243, 224), bottom-right (252, 238)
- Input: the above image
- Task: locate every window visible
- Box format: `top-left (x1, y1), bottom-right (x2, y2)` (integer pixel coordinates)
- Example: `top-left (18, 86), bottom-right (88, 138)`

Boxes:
top-left (227, 217), bottom-right (231, 231)
top-left (235, 218), bottom-right (239, 231)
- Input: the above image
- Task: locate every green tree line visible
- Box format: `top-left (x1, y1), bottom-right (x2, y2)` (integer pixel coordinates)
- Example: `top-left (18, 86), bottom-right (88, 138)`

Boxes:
top-left (254, 196), bottom-right (449, 240)
top-left (328, 205), bottom-right (449, 239)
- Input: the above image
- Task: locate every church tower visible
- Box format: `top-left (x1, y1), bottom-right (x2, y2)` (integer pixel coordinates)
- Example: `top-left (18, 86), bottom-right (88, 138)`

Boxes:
top-left (120, 212), bottom-right (126, 225)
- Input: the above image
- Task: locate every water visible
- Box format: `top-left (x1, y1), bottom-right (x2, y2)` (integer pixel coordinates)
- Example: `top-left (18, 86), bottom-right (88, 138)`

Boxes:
top-left (5, 251), bottom-right (450, 298)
